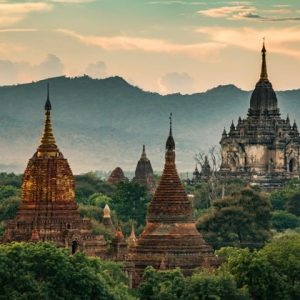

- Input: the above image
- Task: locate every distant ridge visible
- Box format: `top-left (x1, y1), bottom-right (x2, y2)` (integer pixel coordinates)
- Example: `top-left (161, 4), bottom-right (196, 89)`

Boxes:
top-left (0, 75), bottom-right (299, 174)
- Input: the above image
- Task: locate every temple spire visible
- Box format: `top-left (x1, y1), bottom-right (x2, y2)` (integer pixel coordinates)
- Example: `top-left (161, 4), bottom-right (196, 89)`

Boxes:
top-left (38, 83), bottom-right (58, 156)
top-left (141, 144), bottom-right (147, 160)
top-left (166, 113), bottom-right (175, 151)
top-left (260, 39), bottom-right (268, 81)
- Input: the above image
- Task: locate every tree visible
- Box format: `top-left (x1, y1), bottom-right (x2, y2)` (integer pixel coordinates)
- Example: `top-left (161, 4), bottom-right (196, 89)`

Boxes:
top-left (197, 188), bottom-right (272, 249)
top-left (223, 234), bottom-right (300, 300)
top-left (0, 196), bottom-right (21, 222)
top-left (271, 210), bottom-right (300, 232)
top-left (285, 191), bottom-right (300, 216)
top-left (0, 172), bottom-right (22, 188)
top-left (75, 172), bottom-right (116, 204)
top-left (0, 185), bottom-right (20, 202)
top-left (138, 266), bottom-right (185, 300)
top-left (111, 181), bottom-right (149, 226)
top-left (183, 270), bottom-right (249, 300)
top-left (0, 242), bottom-right (135, 300)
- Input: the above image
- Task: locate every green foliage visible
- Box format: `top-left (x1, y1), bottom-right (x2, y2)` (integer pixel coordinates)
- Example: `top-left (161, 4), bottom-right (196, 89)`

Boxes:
top-left (75, 172), bottom-right (116, 204)
top-left (193, 183), bottom-right (211, 209)
top-left (271, 210), bottom-right (300, 231)
top-left (223, 234), bottom-right (300, 300)
top-left (183, 270), bottom-right (250, 300)
top-left (138, 266), bottom-right (185, 300)
top-left (0, 185), bottom-right (20, 202)
top-left (197, 188), bottom-right (272, 249)
top-left (0, 242), bottom-right (135, 300)
top-left (88, 192), bottom-right (112, 207)
top-left (0, 172), bottom-right (22, 188)
top-left (192, 178), bottom-right (246, 210)
top-left (270, 189), bottom-right (289, 210)
top-left (0, 196), bottom-right (21, 222)
top-left (138, 266), bottom-right (248, 300)
top-left (285, 191), bottom-right (300, 216)
top-left (111, 181), bottom-right (149, 226)
top-left (79, 204), bottom-right (103, 222)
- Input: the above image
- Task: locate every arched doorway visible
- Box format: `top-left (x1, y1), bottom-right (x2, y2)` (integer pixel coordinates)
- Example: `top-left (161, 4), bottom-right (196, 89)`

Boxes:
top-left (289, 158), bottom-right (295, 173)
top-left (72, 240), bottom-right (78, 254)
top-left (230, 156), bottom-right (237, 172)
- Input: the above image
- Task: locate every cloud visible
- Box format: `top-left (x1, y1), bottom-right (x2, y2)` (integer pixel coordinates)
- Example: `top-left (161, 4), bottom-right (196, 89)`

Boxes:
top-left (0, 28), bottom-right (37, 33)
top-left (0, 2), bottom-right (52, 26)
top-left (198, 4), bottom-right (300, 22)
top-left (85, 61), bottom-right (107, 78)
top-left (159, 72), bottom-right (194, 94)
top-left (148, 1), bottom-right (205, 5)
top-left (197, 26), bottom-right (300, 58)
top-left (56, 29), bottom-right (225, 59)
top-left (198, 5), bottom-right (256, 18)
top-left (0, 54), bottom-right (64, 85)
top-left (48, 0), bottom-right (95, 3)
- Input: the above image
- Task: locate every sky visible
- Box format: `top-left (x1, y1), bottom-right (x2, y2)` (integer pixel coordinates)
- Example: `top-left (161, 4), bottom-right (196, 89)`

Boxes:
top-left (0, 0), bottom-right (300, 93)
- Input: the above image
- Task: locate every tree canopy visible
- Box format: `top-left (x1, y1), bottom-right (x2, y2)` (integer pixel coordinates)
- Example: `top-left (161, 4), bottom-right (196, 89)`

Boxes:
top-left (197, 188), bottom-right (272, 249)
top-left (0, 242), bottom-right (135, 300)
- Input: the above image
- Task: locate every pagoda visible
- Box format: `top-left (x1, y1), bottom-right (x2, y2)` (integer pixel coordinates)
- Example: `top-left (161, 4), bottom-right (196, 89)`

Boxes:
top-left (129, 114), bottom-right (216, 286)
top-left (1, 85), bottom-right (107, 257)
top-left (220, 42), bottom-right (300, 190)
top-left (107, 167), bottom-right (127, 184)
top-left (132, 145), bottom-right (156, 192)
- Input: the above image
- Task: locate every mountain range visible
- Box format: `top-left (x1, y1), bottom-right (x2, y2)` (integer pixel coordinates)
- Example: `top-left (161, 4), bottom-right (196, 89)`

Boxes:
top-left (0, 75), bottom-right (299, 175)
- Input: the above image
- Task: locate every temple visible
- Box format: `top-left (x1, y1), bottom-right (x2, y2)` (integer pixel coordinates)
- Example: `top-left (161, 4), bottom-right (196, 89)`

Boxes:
top-left (132, 145), bottom-right (156, 192)
top-left (1, 85), bottom-right (107, 257)
top-left (129, 114), bottom-right (217, 286)
top-left (107, 167), bottom-right (127, 184)
top-left (220, 42), bottom-right (300, 190)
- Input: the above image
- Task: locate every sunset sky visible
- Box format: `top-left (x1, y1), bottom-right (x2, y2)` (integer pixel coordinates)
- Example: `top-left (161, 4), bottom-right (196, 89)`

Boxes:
top-left (0, 0), bottom-right (300, 93)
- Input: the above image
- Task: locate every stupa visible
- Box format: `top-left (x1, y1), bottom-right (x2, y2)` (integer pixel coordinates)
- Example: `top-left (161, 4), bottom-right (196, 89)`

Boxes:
top-left (129, 114), bottom-right (216, 286)
top-left (132, 145), bottom-right (156, 192)
top-left (1, 85), bottom-right (107, 257)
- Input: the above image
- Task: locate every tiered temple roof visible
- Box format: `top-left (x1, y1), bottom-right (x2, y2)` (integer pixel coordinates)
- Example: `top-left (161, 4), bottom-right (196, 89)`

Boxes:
top-left (129, 114), bottom-right (216, 286)
top-left (2, 85), bottom-right (107, 257)
top-left (220, 42), bottom-right (300, 189)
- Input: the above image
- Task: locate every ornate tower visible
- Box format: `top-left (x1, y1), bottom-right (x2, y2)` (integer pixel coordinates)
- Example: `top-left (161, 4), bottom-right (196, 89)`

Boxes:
top-left (129, 114), bottom-right (216, 286)
top-left (132, 145), bottom-right (156, 192)
top-left (220, 43), bottom-right (300, 189)
top-left (2, 85), bottom-right (107, 257)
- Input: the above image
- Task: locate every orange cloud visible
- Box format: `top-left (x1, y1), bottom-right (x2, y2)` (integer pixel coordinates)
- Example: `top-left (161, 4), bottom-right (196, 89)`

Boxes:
top-left (0, 2), bottom-right (52, 26)
top-left (56, 29), bottom-right (226, 60)
top-left (197, 27), bottom-right (300, 58)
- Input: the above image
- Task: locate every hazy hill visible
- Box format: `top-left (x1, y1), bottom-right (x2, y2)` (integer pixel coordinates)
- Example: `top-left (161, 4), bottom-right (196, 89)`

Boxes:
top-left (0, 75), bottom-right (299, 174)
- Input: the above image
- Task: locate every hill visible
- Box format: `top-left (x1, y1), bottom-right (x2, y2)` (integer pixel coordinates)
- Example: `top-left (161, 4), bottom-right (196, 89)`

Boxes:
top-left (0, 75), bottom-right (299, 174)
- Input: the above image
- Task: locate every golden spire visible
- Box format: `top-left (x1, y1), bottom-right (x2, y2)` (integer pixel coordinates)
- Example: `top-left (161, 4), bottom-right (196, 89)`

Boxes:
top-left (260, 38), bottom-right (268, 81)
top-left (37, 83), bottom-right (58, 157)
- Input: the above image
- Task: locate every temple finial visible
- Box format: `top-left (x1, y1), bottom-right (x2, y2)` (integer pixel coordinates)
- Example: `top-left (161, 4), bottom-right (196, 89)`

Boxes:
top-left (45, 83), bottom-right (51, 111)
top-left (38, 83), bottom-right (57, 156)
top-left (260, 38), bottom-right (268, 81)
top-left (166, 113), bottom-right (175, 151)
top-left (141, 144), bottom-right (147, 160)
top-left (169, 112), bottom-right (173, 136)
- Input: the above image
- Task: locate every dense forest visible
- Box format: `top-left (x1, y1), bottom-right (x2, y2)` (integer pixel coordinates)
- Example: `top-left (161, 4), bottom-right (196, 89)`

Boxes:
top-left (0, 172), bottom-right (300, 299)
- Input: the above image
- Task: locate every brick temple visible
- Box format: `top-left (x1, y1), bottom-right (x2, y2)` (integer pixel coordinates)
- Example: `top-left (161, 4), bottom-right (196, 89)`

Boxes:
top-left (129, 115), bottom-right (217, 286)
top-left (220, 43), bottom-right (300, 190)
top-left (132, 145), bottom-right (156, 192)
top-left (107, 166), bottom-right (127, 184)
top-left (1, 85), bottom-right (107, 257)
